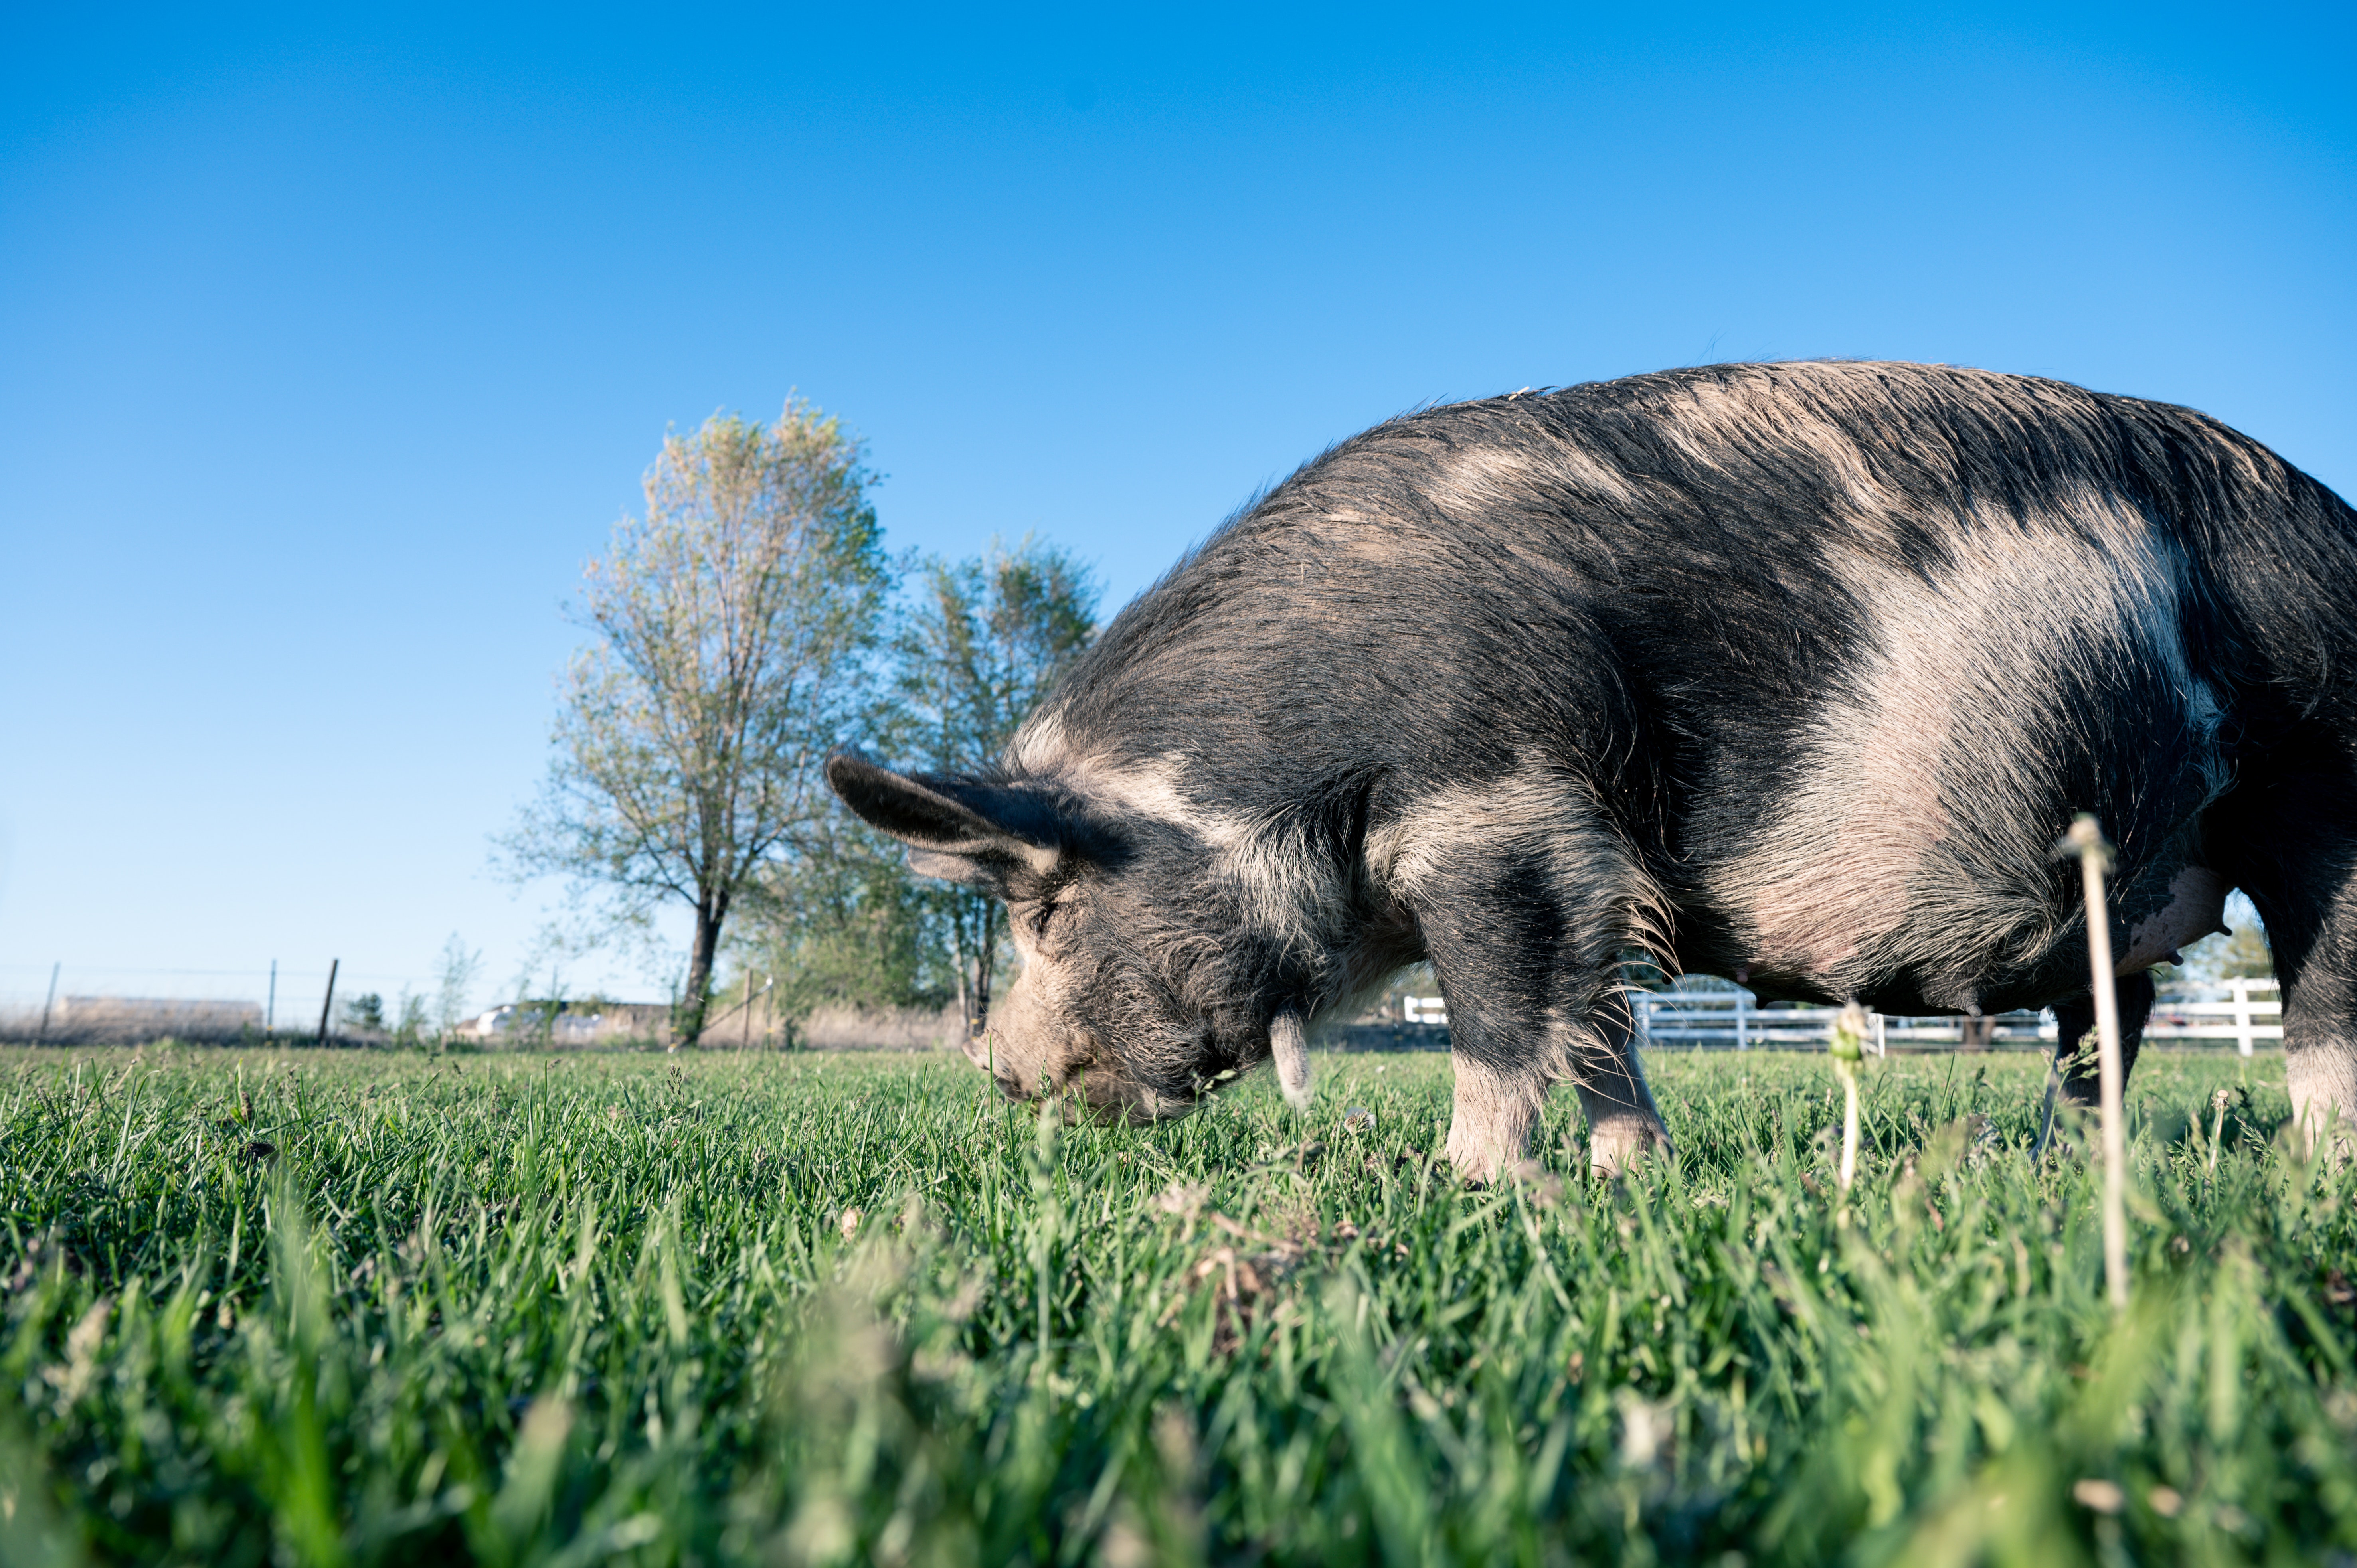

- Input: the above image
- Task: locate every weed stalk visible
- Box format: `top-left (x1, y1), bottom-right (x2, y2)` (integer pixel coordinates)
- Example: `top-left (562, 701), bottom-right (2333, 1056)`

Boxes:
top-left (1829, 1003), bottom-right (1867, 1207)
top-left (2058, 813), bottom-right (2130, 1309)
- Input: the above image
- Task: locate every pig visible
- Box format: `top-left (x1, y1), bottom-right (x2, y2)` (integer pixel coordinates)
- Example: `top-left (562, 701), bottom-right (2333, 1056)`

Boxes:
top-left (827, 361), bottom-right (2357, 1180)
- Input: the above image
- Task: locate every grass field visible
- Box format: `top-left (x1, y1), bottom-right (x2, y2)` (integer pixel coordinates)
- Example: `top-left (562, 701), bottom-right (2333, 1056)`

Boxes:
top-left (4, 1042), bottom-right (2354, 1566)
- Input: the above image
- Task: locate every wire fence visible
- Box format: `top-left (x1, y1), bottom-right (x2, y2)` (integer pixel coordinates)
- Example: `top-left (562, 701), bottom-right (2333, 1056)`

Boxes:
top-left (0, 961), bottom-right (922, 1051)
top-left (0, 961), bottom-right (458, 1044)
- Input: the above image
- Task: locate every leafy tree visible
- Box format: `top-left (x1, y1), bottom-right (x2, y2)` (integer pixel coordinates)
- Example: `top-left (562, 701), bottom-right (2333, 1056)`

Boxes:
top-left (431, 933), bottom-right (483, 1043)
top-left (392, 991), bottom-right (429, 1047)
top-left (2213, 923), bottom-right (2274, 979)
top-left (893, 537), bottom-right (1098, 1038)
top-left (503, 401), bottom-right (891, 1044)
top-left (340, 993), bottom-right (385, 1032)
top-left (750, 814), bottom-right (951, 1024)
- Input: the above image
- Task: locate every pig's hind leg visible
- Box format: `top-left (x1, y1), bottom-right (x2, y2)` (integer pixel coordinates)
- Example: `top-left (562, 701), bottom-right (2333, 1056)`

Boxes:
top-left (2194, 744), bottom-right (2357, 1157)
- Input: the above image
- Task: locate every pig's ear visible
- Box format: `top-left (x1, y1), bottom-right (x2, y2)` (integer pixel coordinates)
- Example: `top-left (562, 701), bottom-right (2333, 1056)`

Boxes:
top-left (825, 752), bottom-right (1061, 888)
top-left (1271, 1012), bottom-right (1313, 1113)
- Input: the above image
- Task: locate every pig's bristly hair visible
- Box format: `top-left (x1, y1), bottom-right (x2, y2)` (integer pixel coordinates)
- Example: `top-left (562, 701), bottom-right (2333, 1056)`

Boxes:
top-left (844, 360), bottom-right (2357, 1148)
top-left (1021, 361), bottom-right (2345, 985)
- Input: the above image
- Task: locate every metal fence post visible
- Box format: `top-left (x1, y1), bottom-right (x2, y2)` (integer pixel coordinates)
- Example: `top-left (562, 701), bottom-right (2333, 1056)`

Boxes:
top-left (2232, 978), bottom-right (2254, 1058)
top-left (316, 958), bottom-right (339, 1048)
top-left (1734, 989), bottom-right (1748, 1051)
top-left (37, 962), bottom-right (59, 1041)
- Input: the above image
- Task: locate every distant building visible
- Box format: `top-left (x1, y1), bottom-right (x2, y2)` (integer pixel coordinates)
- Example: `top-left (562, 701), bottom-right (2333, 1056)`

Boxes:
top-left (459, 1001), bottom-right (673, 1045)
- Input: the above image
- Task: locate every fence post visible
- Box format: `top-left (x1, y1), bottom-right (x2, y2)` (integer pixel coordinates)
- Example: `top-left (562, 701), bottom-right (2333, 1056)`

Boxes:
top-left (1873, 1011), bottom-right (1887, 1057)
top-left (316, 958), bottom-right (340, 1047)
top-left (1734, 989), bottom-right (1748, 1051)
top-left (37, 962), bottom-right (59, 1042)
top-left (2232, 978), bottom-right (2254, 1058)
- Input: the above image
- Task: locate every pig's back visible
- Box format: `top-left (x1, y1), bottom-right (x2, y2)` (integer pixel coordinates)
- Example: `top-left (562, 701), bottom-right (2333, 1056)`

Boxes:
top-left (1024, 361), bottom-right (2355, 1011)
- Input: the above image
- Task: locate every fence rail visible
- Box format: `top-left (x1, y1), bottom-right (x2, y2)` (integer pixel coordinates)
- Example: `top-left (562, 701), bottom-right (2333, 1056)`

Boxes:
top-left (1403, 980), bottom-right (2282, 1057)
top-left (1643, 980), bottom-right (2282, 1056)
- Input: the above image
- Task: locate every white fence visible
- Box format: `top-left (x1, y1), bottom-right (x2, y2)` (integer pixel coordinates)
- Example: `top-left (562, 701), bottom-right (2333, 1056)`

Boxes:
top-left (1402, 980), bottom-right (2282, 1056)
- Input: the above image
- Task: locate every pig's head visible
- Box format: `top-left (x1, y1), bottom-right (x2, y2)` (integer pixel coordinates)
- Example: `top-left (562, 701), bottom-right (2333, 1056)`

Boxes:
top-left (824, 752), bottom-right (1326, 1118)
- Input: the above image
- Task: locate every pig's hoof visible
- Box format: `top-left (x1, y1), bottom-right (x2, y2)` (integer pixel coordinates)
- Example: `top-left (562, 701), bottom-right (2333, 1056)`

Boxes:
top-left (1444, 1125), bottom-right (1522, 1185)
top-left (1447, 1155), bottom-right (1497, 1187)
top-left (1587, 1118), bottom-right (1671, 1179)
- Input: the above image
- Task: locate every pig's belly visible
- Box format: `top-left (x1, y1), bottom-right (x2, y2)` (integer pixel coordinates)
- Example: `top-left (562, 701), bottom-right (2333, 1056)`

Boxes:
top-left (1722, 860), bottom-right (2230, 1016)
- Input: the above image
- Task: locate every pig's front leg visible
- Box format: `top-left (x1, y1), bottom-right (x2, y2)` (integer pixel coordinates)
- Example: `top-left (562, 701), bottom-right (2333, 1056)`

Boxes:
top-left (1400, 796), bottom-right (1674, 1182)
top-left (1438, 993), bottom-right (1671, 1181)
top-left (1441, 1047), bottom-right (1546, 1181)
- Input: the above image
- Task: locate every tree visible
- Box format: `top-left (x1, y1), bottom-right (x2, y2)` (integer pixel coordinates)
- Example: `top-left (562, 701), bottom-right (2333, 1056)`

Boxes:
top-left (750, 812), bottom-right (951, 1024)
top-left (392, 991), bottom-right (429, 1047)
top-left (431, 933), bottom-right (483, 1043)
top-left (893, 537), bottom-right (1098, 1038)
top-left (2213, 922), bottom-right (2274, 980)
top-left (504, 401), bottom-right (892, 1044)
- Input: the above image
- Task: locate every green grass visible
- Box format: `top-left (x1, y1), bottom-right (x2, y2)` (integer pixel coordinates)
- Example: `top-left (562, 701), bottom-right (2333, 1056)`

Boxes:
top-left (4, 1043), bottom-right (2353, 1566)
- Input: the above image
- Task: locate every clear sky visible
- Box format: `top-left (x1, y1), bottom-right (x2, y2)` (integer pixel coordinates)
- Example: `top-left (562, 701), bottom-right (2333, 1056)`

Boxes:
top-left (3, 3), bottom-right (2351, 1016)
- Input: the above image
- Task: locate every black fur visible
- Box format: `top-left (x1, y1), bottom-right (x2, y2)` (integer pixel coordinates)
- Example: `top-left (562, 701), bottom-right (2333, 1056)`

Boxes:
top-left (832, 362), bottom-right (2357, 1173)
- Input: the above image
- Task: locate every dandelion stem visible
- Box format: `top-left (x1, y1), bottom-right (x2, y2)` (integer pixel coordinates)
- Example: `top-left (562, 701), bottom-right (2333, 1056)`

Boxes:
top-left (2059, 814), bottom-right (2130, 1310)
top-left (1829, 1003), bottom-right (1868, 1203)
top-left (1839, 1069), bottom-right (1859, 1193)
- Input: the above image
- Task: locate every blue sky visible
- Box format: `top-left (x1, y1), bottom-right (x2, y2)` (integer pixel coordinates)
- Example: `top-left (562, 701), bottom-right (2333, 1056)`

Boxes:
top-left (3, 3), bottom-right (2351, 1013)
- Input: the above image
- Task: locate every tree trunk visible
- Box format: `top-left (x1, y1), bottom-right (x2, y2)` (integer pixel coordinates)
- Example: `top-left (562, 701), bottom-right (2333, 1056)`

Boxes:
top-left (970, 901), bottom-right (998, 1035)
top-left (949, 895), bottom-right (976, 1040)
top-left (678, 890), bottom-right (729, 1045)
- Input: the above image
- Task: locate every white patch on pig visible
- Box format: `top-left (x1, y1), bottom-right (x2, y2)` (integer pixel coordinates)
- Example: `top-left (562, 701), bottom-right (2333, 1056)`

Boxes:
top-left (1422, 438), bottom-right (1638, 517)
top-left (2288, 1043), bottom-right (2357, 1159)
top-left (1651, 368), bottom-right (1906, 525)
top-left (1443, 1052), bottom-right (1545, 1181)
top-left (1004, 707), bottom-right (1071, 774)
top-left (1368, 764), bottom-right (1673, 963)
top-left (1041, 752), bottom-right (1228, 844)
top-left (1051, 752), bottom-right (1356, 953)
top-left (981, 919), bottom-right (1085, 1098)
top-left (1576, 1080), bottom-right (1673, 1177)
top-left (1712, 482), bottom-right (2220, 994)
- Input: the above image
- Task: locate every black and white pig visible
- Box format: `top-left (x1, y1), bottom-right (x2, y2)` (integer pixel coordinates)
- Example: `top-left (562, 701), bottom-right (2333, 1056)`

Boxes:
top-left (828, 361), bottom-right (2357, 1181)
